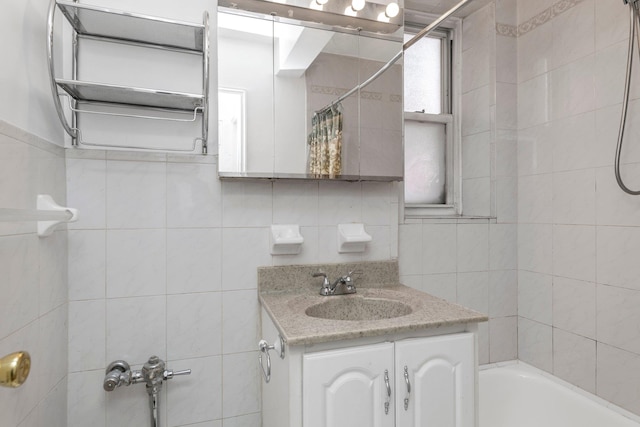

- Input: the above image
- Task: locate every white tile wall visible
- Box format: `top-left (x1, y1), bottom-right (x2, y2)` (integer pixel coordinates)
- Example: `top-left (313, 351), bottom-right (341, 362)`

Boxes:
top-left (517, 27), bottom-right (553, 84)
top-left (422, 224), bottom-right (457, 274)
top-left (488, 270), bottom-right (517, 317)
top-left (12, 0), bottom-right (640, 422)
top-left (462, 85), bottom-right (493, 137)
top-left (552, 277), bottom-right (596, 339)
top-left (549, 55), bottom-right (596, 121)
top-left (462, 132), bottom-right (491, 180)
top-left (400, 1), bottom-right (518, 365)
top-left (595, 0), bottom-right (629, 50)
top-left (0, 121), bottom-right (67, 427)
top-left (553, 112), bottom-right (599, 172)
top-left (552, 329), bottom-right (596, 394)
top-left (106, 160), bottom-right (167, 229)
top-left (516, 0), bottom-right (555, 25)
top-left (517, 317), bottom-right (552, 372)
top-left (66, 150), bottom-right (399, 426)
top-left (597, 343), bottom-right (640, 415)
top-left (549, 0), bottom-right (594, 70)
top-left (517, 74), bottom-right (551, 129)
top-left (517, 0), bottom-right (640, 415)
top-left (517, 271), bottom-right (552, 325)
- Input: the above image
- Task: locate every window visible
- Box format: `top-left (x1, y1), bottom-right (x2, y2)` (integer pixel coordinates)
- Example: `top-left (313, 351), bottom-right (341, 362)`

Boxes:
top-left (403, 22), bottom-right (460, 217)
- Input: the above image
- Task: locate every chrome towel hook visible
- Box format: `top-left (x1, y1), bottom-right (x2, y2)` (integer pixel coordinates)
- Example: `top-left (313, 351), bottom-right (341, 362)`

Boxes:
top-left (258, 336), bottom-right (285, 383)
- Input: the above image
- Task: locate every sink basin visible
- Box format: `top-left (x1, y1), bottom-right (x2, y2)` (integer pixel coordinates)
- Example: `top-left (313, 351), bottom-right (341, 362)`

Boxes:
top-left (305, 296), bottom-right (413, 321)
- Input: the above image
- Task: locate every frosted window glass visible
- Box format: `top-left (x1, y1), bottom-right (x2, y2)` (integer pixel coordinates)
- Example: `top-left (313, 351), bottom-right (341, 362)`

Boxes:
top-left (403, 35), bottom-right (441, 114)
top-left (404, 121), bottom-right (446, 204)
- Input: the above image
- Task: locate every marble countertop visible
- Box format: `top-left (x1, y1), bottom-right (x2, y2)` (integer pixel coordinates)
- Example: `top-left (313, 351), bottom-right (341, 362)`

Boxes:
top-left (259, 284), bottom-right (488, 346)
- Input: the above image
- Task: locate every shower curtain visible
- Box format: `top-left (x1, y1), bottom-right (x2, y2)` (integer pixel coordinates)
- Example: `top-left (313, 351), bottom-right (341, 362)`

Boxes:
top-left (308, 105), bottom-right (343, 176)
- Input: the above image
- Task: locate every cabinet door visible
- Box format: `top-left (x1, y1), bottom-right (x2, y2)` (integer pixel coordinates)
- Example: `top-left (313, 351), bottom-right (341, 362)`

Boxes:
top-left (303, 342), bottom-right (395, 427)
top-left (395, 333), bottom-right (475, 427)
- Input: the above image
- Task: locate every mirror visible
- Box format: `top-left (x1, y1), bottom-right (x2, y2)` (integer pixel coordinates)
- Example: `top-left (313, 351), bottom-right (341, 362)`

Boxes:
top-left (217, 3), bottom-right (403, 181)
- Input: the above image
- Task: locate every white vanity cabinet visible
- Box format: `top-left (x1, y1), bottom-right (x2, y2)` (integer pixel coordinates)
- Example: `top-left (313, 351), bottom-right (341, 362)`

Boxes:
top-left (302, 334), bottom-right (475, 427)
top-left (303, 342), bottom-right (396, 427)
top-left (260, 308), bottom-right (479, 427)
top-left (395, 334), bottom-right (475, 427)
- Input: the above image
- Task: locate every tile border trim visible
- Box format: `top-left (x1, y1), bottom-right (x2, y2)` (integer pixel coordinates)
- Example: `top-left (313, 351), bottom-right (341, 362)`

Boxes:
top-left (0, 119), bottom-right (65, 156)
top-left (496, 0), bottom-right (586, 38)
top-left (496, 23), bottom-right (517, 38)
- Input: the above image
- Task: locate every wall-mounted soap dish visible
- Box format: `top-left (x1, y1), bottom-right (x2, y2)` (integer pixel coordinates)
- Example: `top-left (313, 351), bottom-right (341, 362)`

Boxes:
top-left (270, 225), bottom-right (304, 255)
top-left (337, 223), bottom-right (372, 253)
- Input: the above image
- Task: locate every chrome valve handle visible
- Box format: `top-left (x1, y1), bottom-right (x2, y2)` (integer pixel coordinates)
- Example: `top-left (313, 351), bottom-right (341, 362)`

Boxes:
top-left (164, 368), bottom-right (191, 380)
top-left (103, 356), bottom-right (191, 427)
top-left (103, 357), bottom-right (191, 393)
top-left (103, 360), bottom-right (131, 391)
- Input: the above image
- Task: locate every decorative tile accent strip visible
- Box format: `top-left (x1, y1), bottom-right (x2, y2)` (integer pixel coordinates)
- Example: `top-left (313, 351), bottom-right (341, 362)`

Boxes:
top-left (495, 0), bottom-right (585, 38)
top-left (310, 85), bottom-right (400, 103)
top-left (517, 0), bottom-right (585, 36)
top-left (361, 91), bottom-right (383, 101)
top-left (310, 85), bottom-right (348, 96)
top-left (496, 23), bottom-right (517, 38)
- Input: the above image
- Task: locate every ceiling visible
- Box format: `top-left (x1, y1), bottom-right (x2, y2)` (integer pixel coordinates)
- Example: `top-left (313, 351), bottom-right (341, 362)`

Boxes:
top-left (404, 0), bottom-right (493, 18)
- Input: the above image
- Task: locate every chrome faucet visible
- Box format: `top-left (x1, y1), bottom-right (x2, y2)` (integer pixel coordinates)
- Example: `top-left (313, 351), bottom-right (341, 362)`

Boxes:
top-left (313, 271), bottom-right (357, 296)
top-left (103, 356), bottom-right (191, 427)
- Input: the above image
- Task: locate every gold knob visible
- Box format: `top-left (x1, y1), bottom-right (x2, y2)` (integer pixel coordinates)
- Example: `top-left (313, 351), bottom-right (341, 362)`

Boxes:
top-left (0, 351), bottom-right (31, 388)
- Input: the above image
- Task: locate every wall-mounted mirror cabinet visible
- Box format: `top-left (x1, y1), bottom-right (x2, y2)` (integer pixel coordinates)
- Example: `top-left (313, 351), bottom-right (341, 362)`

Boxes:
top-left (217, 0), bottom-right (404, 181)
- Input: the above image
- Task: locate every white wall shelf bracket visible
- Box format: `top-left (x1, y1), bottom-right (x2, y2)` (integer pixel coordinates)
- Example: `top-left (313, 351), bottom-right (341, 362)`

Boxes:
top-left (36, 194), bottom-right (78, 237)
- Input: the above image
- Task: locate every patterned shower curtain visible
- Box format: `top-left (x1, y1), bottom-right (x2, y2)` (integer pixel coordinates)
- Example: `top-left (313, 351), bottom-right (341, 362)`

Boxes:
top-left (308, 105), bottom-right (343, 176)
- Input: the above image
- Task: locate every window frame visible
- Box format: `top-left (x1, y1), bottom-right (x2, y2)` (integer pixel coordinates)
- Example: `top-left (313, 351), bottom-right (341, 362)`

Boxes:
top-left (403, 14), bottom-right (462, 219)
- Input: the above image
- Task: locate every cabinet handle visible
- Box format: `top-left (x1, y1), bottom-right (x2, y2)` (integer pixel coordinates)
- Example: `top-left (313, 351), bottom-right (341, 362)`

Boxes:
top-left (384, 369), bottom-right (391, 415)
top-left (404, 365), bottom-right (411, 411)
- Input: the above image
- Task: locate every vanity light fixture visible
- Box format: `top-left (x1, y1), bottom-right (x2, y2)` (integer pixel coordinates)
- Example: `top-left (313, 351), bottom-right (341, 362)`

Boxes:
top-left (315, 0), bottom-right (329, 5)
top-left (385, 2), bottom-right (399, 18)
top-left (351, 0), bottom-right (365, 12)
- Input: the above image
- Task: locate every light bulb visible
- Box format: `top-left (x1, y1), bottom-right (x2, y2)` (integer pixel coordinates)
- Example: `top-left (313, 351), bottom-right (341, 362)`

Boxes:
top-left (377, 12), bottom-right (390, 22)
top-left (351, 0), bottom-right (365, 12)
top-left (385, 2), bottom-right (399, 18)
top-left (344, 5), bottom-right (357, 16)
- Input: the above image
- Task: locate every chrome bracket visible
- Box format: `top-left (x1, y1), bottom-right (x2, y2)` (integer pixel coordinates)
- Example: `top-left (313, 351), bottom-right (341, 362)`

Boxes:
top-left (258, 335), bottom-right (285, 383)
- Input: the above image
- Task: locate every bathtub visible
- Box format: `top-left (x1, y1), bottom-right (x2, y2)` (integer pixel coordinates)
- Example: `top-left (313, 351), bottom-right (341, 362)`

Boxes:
top-left (479, 362), bottom-right (640, 427)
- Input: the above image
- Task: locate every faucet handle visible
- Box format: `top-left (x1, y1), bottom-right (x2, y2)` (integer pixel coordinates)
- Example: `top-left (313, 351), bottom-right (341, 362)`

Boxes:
top-left (341, 270), bottom-right (359, 282)
top-left (313, 271), bottom-right (331, 293)
top-left (346, 270), bottom-right (362, 278)
top-left (164, 368), bottom-right (191, 380)
top-left (341, 271), bottom-right (359, 293)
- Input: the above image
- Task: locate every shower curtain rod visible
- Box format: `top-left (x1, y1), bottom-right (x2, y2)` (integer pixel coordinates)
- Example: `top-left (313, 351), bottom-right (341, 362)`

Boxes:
top-left (316, 0), bottom-right (473, 113)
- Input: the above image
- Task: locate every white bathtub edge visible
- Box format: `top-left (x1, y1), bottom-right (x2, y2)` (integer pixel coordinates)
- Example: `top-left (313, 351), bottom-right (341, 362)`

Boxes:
top-left (480, 360), bottom-right (640, 425)
top-left (479, 359), bottom-right (519, 371)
